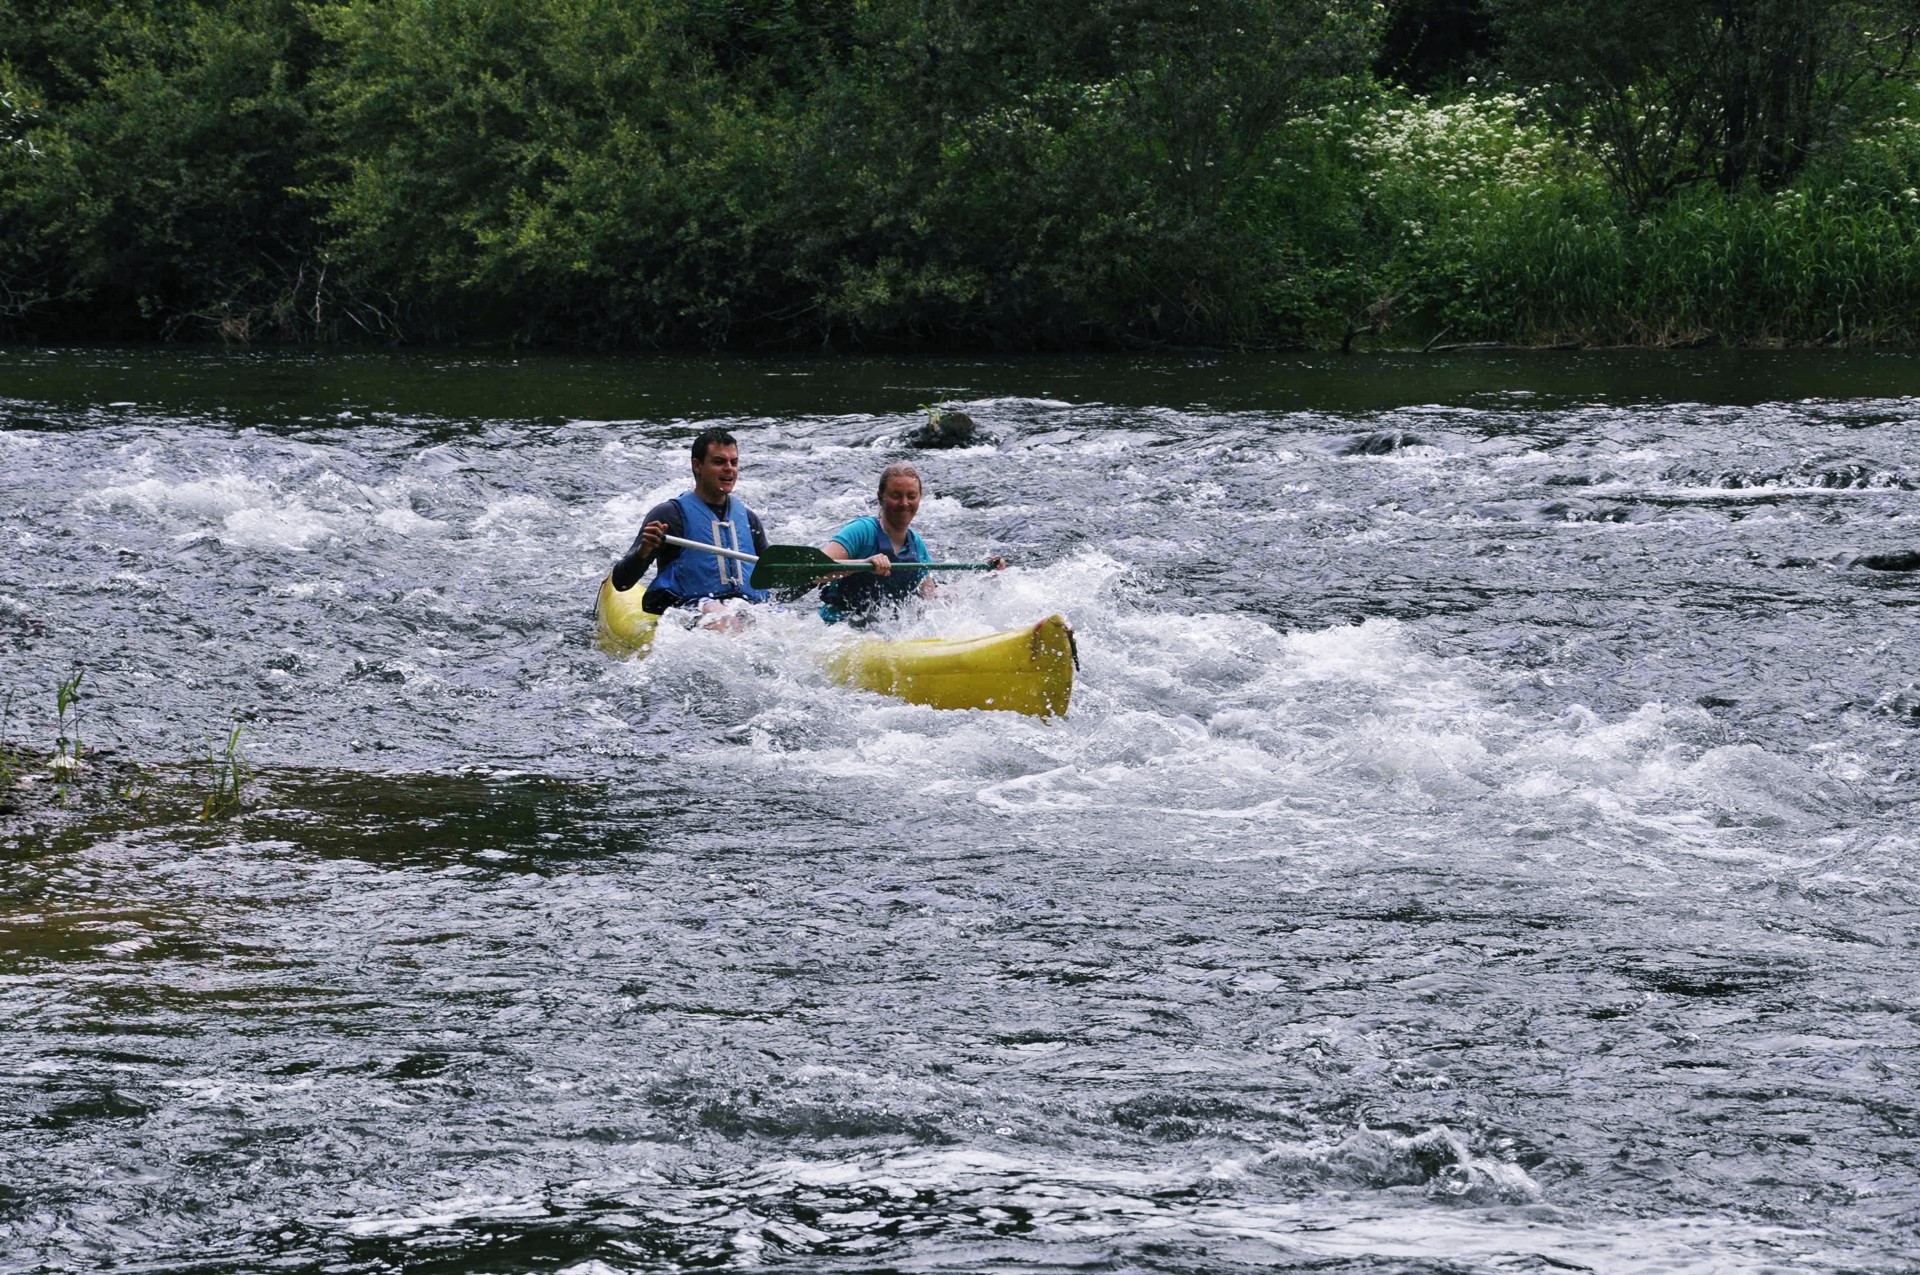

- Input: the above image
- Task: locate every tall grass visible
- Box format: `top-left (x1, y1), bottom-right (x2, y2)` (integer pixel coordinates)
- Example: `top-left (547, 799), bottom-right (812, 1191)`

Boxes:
top-left (200, 716), bottom-right (252, 821)
top-left (0, 690), bottom-right (18, 795)
top-left (1315, 91), bottom-right (1920, 347)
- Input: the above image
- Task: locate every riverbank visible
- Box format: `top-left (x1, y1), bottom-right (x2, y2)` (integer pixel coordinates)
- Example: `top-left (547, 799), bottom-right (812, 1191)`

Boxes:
top-left (6, 2), bottom-right (1920, 354)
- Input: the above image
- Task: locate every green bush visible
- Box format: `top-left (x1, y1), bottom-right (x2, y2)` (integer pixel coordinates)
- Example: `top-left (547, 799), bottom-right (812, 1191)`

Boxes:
top-left (0, 0), bottom-right (327, 339)
top-left (4, 0), bottom-right (1920, 349)
top-left (309, 0), bottom-right (1381, 347)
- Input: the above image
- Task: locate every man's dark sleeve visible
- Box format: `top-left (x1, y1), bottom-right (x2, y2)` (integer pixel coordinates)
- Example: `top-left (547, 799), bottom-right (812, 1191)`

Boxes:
top-left (610, 500), bottom-right (684, 592)
top-left (747, 509), bottom-right (769, 556)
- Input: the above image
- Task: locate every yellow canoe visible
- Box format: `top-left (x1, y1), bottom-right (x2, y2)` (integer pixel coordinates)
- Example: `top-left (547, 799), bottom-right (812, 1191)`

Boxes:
top-left (593, 576), bottom-right (662, 657)
top-left (593, 577), bottom-right (1074, 717)
top-left (822, 614), bottom-right (1075, 717)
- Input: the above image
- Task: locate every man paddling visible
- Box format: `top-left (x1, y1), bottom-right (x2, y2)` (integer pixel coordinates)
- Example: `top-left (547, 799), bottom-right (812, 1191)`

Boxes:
top-left (610, 427), bottom-right (770, 613)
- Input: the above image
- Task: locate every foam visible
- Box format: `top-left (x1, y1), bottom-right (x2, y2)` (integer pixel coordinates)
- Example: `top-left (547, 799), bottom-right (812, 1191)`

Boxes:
top-left (220, 504), bottom-right (336, 550)
top-left (81, 473), bottom-right (346, 550)
top-left (670, 1144), bottom-right (1821, 1273)
top-left (613, 575), bottom-right (1830, 863)
top-left (86, 474), bottom-right (275, 519)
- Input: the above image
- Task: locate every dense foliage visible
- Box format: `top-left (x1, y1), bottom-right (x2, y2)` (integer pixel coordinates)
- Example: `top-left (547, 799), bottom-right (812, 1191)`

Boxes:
top-left (1495, 0), bottom-right (1920, 207)
top-left (3, 0), bottom-right (1920, 348)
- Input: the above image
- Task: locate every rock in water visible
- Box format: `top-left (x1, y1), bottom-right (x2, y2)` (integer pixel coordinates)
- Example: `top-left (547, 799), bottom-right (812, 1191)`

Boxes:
top-left (1856, 551), bottom-right (1920, 572)
top-left (1341, 430), bottom-right (1426, 456)
top-left (910, 409), bottom-right (979, 449)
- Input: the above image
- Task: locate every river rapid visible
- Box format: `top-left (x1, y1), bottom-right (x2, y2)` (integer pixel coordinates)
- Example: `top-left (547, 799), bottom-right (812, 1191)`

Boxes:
top-left (2, 349), bottom-right (1917, 1274)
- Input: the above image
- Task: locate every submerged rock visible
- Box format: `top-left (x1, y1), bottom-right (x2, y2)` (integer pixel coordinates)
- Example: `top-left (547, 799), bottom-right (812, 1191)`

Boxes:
top-left (1538, 498), bottom-right (1634, 523)
top-left (1875, 686), bottom-right (1920, 723)
top-left (1855, 551), bottom-right (1920, 572)
top-left (1255, 1125), bottom-right (1543, 1205)
top-left (909, 408), bottom-right (980, 449)
top-left (1342, 430), bottom-right (1426, 456)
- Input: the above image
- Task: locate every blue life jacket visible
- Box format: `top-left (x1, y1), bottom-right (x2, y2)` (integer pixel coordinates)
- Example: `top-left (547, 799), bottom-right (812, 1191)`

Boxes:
top-left (651, 492), bottom-right (768, 603)
top-left (819, 516), bottom-right (927, 624)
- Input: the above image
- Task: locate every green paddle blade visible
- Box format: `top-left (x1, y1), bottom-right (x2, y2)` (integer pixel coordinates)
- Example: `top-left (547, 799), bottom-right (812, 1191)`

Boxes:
top-left (748, 544), bottom-right (996, 591)
top-left (748, 545), bottom-right (843, 590)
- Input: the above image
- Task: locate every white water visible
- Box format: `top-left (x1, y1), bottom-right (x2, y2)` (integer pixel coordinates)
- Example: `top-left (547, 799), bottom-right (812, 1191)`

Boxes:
top-left (2, 351), bottom-right (1918, 1274)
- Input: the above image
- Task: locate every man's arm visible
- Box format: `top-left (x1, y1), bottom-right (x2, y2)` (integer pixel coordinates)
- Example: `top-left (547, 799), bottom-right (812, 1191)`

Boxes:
top-left (610, 500), bottom-right (684, 591)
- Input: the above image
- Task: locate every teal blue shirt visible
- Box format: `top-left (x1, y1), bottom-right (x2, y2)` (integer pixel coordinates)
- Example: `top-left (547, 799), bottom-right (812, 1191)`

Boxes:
top-left (819, 516), bottom-right (930, 624)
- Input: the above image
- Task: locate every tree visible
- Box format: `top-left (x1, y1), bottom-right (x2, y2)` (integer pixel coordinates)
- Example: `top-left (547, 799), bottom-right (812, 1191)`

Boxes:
top-left (312, 0), bottom-right (1382, 347)
top-left (1494, 0), bottom-right (1920, 208)
top-left (0, 0), bottom-right (329, 339)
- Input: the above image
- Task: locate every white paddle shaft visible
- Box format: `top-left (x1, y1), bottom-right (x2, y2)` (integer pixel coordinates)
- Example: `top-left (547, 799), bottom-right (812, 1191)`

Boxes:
top-left (660, 532), bottom-right (757, 564)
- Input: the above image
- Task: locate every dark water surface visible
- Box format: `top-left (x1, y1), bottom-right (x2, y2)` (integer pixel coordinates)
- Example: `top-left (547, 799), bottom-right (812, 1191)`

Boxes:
top-left (2, 348), bottom-right (1917, 1273)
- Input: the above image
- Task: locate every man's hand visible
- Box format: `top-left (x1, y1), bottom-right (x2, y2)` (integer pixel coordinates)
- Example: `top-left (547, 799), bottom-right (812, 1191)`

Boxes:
top-left (639, 520), bottom-right (669, 556)
top-left (987, 555), bottom-right (1009, 571)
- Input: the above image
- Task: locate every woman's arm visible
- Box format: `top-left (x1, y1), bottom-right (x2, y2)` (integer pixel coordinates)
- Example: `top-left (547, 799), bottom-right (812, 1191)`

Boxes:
top-left (821, 537), bottom-right (891, 575)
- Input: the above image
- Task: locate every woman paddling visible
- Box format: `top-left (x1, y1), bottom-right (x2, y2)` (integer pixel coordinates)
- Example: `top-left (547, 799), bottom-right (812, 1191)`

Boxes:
top-left (817, 462), bottom-right (1002, 625)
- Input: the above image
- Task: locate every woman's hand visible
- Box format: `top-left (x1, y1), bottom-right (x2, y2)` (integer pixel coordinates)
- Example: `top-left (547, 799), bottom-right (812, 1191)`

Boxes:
top-left (867, 553), bottom-right (893, 576)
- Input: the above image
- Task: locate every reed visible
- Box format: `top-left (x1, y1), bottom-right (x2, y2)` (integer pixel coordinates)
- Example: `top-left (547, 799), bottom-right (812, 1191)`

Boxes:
top-left (0, 690), bottom-right (17, 795)
top-left (199, 716), bottom-right (252, 821)
top-left (53, 668), bottom-right (82, 757)
top-left (50, 667), bottom-right (84, 802)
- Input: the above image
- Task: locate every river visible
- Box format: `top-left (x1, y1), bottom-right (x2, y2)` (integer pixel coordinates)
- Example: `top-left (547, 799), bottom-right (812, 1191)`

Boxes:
top-left (2, 348), bottom-right (1917, 1273)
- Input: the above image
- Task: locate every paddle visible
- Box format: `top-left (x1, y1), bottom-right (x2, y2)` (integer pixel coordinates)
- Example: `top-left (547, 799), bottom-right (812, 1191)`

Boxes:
top-left (748, 545), bottom-right (997, 591)
top-left (659, 532), bottom-right (997, 592)
top-left (659, 532), bottom-right (758, 565)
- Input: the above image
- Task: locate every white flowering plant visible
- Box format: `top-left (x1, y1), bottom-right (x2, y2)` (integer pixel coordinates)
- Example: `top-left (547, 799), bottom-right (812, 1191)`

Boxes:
top-left (1, 85), bottom-right (40, 156)
top-left (1326, 90), bottom-right (1608, 337)
top-left (1830, 104), bottom-right (1920, 209)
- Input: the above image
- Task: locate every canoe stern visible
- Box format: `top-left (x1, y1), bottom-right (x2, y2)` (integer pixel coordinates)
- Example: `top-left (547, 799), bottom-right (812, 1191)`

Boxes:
top-left (826, 613), bottom-right (1075, 717)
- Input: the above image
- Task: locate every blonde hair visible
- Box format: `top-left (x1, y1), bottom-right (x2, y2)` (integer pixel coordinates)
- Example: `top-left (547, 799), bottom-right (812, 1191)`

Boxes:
top-left (877, 462), bottom-right (923, 496)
